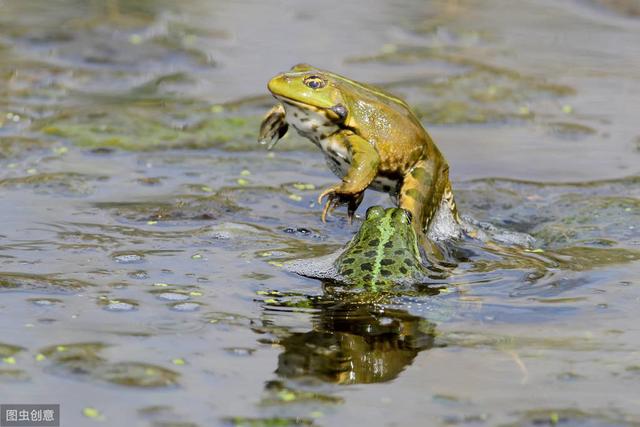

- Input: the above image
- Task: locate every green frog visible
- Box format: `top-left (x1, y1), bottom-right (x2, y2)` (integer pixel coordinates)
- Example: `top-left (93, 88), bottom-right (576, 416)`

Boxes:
top-left (259, 64), bottom-right (461, 241)
top-left (286, 206), bottom-right (436, 289)
top-left (334, 206), bottom-right (433, 289)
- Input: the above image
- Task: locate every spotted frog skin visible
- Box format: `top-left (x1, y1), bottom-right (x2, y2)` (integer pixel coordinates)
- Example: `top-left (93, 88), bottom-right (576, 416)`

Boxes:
top-left (334, 206), bottom-right (430, 289)
top-left (259, 64), bottom-right (461, 240)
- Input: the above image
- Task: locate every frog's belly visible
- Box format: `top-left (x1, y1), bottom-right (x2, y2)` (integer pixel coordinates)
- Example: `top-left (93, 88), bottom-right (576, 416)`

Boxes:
top-left (369, 175), bottom-right (400, 195)
top-left (322, 143), bottom-right (350, 179)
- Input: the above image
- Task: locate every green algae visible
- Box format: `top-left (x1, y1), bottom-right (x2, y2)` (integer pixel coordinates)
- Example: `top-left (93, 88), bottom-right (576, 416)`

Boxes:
top-left (0, 343), bottom-right (25, 358)
top-left (223, 416), bottom-right (315, 427)
top-left (532, 193), bottom-right (640, 248)
top-left (545, 246), bottom-right (640, 271)
top-left (260, 380), bottom-right (343, 406)
top-left (96, 362), bottom-right (179, 387)
top-left (0, 273), bottom-right (91, 293)
top-left (416, 100), bottom-right (521, 125)
top-left (0, 172), bottom-right (107, 196)
top-left (348, 47), bottom-right (575, 125)
top-left (95, 193), bottom-right (244, 222)
top-left (136, 405), bottom-right (200, 426)
top-left (469, 245), bottom-right (640, 276)
top-left (0, 369), bottom-right (30, 382)
top-left (503, 407), bottom-right (640, 427)
top-left (546, 121), bottom-right (598, 139)
top-left (39, 342), bottom-right (180, 388)
top-left (350, 47), bottom-right (574, 100)
top-left (82, 406), bottom-right (105, 421)
top-left (97, 296), bottom-right (139, 311)
top-left (40, 342), bottom-right (108, 363)
top-left (203, 311), bottom-right (254, 327)
top-left (40, 113), bottom-right (262, 152)
top-left (0, 136), bottom-right (53, 158)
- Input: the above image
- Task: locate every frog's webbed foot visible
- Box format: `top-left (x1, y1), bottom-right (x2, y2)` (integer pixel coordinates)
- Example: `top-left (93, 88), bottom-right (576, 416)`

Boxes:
top-left (258, 104), bottom-right (288, 150)
top-left (318, 185), bottom-right (364, 224)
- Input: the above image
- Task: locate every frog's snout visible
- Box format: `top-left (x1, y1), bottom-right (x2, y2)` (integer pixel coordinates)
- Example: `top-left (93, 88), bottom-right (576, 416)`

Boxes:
top-left (267, 73), bottom-right (287, 93)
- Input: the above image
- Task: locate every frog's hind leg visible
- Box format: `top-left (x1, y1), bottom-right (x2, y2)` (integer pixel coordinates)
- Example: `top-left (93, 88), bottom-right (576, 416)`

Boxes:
top-left (398, 158), bottom-right (447, 235)
top-left (443, 180), bottom-right (461, 224)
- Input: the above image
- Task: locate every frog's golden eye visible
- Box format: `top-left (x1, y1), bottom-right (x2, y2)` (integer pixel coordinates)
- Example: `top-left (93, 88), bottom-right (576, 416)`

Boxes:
top-left (392, 208), bottom-right (412, 224)
top-left (304, 75), bottom-right (326, 89)
top-left (366, 206), bottom-right (385, 220)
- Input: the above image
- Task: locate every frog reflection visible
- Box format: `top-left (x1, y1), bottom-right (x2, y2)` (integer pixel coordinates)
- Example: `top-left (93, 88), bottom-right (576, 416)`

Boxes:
top-left (274, 299), bottom-right (436, 384)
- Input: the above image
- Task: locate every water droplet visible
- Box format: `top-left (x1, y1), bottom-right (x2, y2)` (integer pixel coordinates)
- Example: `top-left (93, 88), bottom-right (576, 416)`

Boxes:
top-left (157, 293), bottom-right (189, 302)
top-left (113, 253), bottom-right (144, 264)
top-left (29, 298), bottom-right (63, 307)
top-left (104, 301), bottom-right (137, 312)
top-left (128, 271), bottom-right (149, 280)
top-left (170, 302), bottom-right (202, 312)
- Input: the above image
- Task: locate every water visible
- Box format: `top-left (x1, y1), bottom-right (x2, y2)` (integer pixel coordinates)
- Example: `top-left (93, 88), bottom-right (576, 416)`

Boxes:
top-left (1, 0), bottom-right (639, 425)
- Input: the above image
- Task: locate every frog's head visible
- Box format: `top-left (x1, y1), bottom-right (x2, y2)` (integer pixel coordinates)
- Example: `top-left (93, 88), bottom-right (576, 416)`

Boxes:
top-left (267, 64), bottom-right (349, 124)
top-left (335, 206), bottom-right (429, 289)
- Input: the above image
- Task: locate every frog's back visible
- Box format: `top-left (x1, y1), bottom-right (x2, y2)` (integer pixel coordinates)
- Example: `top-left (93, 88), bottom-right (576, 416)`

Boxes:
top-left (320, 69), bottom-right (425, 136)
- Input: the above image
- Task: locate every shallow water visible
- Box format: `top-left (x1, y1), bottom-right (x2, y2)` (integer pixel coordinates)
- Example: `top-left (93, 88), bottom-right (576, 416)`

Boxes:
top-left (1, 0), bottom-right (639, 426)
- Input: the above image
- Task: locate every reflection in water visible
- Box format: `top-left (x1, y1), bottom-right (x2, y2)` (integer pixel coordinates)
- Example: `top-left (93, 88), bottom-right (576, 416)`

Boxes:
top-left (275, 298), bottom-right (437, 384)
top-left (266, 230), bottom-right (640, 385)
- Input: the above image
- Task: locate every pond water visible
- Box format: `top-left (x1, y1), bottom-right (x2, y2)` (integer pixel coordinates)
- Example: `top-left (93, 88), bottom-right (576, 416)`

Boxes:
top-left (1, 0), bottom-right (639, 426)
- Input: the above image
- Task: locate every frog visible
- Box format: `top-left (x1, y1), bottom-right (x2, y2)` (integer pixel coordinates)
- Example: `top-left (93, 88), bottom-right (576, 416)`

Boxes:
top-left (259, 64), bottom-right (462, 242)
top-left (334, 206), bottom-right (434, 289)
top-left (285, 206), bottom-right (437, 290)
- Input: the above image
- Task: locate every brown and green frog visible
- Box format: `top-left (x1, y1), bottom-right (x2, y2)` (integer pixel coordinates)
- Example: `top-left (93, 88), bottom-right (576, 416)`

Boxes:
top-left (259, 64), bottom-right (462, 243)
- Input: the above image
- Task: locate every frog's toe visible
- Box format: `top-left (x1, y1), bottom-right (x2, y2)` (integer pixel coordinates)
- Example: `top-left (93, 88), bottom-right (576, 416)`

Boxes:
top-left (318, 186), bottom-right (364, 223)
top-left (317, 185), bottom-right (337, 205)
top-left (347, 191), bottom-right (364, 224)
top-left (318, 185), bottom-right (344, 222)
top-left (321, 195), bottom-right (340, 223)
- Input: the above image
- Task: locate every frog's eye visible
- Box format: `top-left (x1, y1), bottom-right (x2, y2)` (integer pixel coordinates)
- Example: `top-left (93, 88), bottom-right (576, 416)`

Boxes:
top-left (366, 206), bottom-right (385, 220)
top-left (391, 208), bottom-right (412, 224)
top-left (304, 75), bottom-right (326, 89)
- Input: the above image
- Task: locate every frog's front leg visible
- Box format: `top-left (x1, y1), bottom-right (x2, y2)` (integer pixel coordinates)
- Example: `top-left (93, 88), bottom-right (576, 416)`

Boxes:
top-left (258, 104), bottom-right (288, 150)
top-left (398, 157), bottom-right (447, 235)
top-left (318, 132), bottom-right (380, 223)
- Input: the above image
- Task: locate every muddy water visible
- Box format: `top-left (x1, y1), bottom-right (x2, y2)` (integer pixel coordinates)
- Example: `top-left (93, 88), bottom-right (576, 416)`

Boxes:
top-left (1, 0), bottom-right (639, 426)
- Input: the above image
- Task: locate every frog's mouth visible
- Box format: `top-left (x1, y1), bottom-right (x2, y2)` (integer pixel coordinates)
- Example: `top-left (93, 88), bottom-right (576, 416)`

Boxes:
top-left (274, 95), bottom-right (344, 122)
top-left (274, 95), bottom-right (324, 112)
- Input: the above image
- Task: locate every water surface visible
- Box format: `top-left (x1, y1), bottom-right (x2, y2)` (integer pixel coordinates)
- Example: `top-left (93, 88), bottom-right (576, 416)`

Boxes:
top-left (1, 0), bottom-right (639, 426)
